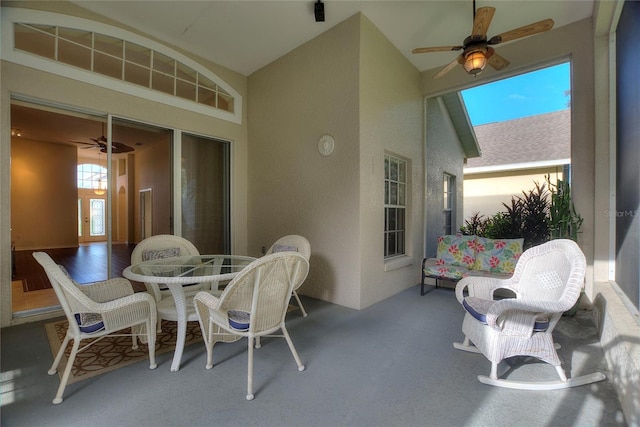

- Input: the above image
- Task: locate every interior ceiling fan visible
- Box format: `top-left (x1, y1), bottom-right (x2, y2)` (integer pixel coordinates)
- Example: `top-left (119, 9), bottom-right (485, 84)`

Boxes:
top-left (73, 123), bottom-right (134, 154)
top-left (412, 0), bottom-right (554, 79)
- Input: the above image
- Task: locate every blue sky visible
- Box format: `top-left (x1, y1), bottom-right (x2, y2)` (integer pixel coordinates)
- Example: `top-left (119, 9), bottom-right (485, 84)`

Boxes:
top-left (461, 62), bottom-right (570, 126)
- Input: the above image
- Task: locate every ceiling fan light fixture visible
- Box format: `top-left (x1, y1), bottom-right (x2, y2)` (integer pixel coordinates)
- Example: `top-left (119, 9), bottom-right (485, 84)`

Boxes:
top-left (463, 50), bottom-right (487, 76)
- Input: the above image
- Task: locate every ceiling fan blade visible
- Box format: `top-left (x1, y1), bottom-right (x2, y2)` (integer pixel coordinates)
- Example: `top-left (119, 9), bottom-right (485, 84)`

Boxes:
top-left (433, 55), bottom-right (464, 80)
top-left (472, 6), bottom-right (495, 37)
top-left (489, 18), bottom-right (554, 44)
top-left (412, 46), bottom-right (463, 54)
top-left (111, 141), bottom-right (135, 153)
top-left (486, 48), bottom-right (510, 70)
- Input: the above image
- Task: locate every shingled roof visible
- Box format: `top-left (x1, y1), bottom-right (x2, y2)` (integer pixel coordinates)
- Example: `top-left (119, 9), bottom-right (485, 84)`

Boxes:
top-left (465, 109), bottom-right (570, 170)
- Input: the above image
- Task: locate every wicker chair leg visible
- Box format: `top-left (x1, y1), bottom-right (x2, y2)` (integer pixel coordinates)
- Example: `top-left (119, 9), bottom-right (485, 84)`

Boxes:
top-left (48, 334), bottom-right (71, 376)
top-left (246, 336), bottom-right (255, 401)
top-left (53, 338), bottom-right (81, 404)
top-left (292, 291), bottom-right (308, 317)
top-left (282, 325), bottom-right (305, 372)
top-left (490, 362), bottom-right (499, 380)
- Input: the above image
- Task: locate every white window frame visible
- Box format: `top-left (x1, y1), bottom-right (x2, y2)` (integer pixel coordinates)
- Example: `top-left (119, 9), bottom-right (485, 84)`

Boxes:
top-left (1, 8), bottom-right (242, 124)
top-left (443, 173), bottom-right (455, 235)
top-left (384, 153), bottom-right (407, 258)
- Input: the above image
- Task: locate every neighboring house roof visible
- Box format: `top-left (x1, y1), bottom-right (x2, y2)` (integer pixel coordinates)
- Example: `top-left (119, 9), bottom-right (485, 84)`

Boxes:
top-left (465, 109), bottom-right (571, 173)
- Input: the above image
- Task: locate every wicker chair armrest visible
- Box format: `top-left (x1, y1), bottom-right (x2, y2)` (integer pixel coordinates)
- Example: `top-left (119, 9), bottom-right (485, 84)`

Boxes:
top-left (79, 278), bottom-right (134, 302)
top-left (455, 276), bottom-right (511, 304)
top-left (485, 299), bottom-right (564, 333)
top-left (194, 291), bottom-right (231, 339)
top-left (83, 292), bottom-right (156, 331)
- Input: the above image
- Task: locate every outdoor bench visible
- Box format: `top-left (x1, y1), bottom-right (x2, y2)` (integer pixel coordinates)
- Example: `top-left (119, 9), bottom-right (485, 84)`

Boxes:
top-left (420, 234), bottom-right (524, 295)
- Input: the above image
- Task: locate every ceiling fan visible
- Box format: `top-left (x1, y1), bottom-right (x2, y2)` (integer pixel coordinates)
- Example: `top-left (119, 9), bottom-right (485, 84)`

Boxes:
top-left (412, 0), bottom-right (554, 79)
top-left (72, 123), bottom-right (134, 153)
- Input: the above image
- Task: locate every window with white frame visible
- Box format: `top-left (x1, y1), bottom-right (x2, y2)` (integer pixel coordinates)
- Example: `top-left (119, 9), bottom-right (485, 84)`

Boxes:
top-left (384, 154), bottom-right (406, 258)
top-left (443, 173), bottom-right (454, 235)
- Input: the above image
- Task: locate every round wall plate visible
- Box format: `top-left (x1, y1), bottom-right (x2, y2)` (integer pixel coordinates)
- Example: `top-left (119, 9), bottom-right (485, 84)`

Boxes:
top-left (318, 134), bottom-right (335, 156)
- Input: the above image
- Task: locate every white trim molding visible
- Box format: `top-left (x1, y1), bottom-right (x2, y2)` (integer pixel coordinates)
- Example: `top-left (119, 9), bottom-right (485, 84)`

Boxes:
top-left (1, 8), bottom-right (243, 124)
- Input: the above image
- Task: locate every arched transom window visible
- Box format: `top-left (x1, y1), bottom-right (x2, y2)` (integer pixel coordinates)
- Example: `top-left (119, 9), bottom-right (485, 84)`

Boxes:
top-left (2, 8), bottom-right (242, 124)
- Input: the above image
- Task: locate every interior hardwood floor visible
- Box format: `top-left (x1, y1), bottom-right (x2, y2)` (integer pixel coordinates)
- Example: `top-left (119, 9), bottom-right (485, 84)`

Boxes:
top-left (12, 242), bottom-right (142, 314)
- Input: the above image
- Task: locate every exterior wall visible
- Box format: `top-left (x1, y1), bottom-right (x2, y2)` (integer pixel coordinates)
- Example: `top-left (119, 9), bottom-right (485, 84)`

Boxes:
top-left (358, 16), bottom-right (423, 308)
top-left (0, 4), bottom-right (249, 327)
top-left (247, 15), bottom-right (362, 309)
top-left (463, 166), bottom-right (565, 220)
top-left (248, 14), bottom-right (423, 310)
top-left (424, 97), bottom-right (465, 258)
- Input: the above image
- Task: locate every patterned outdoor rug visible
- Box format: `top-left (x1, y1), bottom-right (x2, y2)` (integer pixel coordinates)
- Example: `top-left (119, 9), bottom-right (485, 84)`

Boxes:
top-left (45, 319), bottom-right (203, 385)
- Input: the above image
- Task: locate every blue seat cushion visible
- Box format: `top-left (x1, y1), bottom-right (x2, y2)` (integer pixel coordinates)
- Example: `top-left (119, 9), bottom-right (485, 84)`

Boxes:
top-left (462, 297), bottom-right (549, 332)
top-left (227, 310), bottom-right (250, 331)
top-left (75, 313), bottom-right (105, 333)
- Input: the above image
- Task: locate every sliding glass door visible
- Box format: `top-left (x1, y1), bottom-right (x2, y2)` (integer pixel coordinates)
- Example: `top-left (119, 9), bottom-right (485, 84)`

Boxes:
top-left (10, 99), bottom-right (231, 317)
top-left (180, 132), bottom-right (231, 254)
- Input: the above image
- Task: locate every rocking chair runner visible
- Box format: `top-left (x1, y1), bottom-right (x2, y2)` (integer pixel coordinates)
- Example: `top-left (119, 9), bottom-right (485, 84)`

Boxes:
top-left (453, 239), bottom-right (606, 390)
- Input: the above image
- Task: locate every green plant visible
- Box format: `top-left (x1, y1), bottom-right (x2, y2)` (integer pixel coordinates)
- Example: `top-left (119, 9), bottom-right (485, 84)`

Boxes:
top-left (461, 181), bottom-right (550, 248)
top-left (547, 175), bottom-right (583, 242)
top-left (516, 181), bottom-right (550, 248)
top-left (459, 212), bottom-right (488, 236)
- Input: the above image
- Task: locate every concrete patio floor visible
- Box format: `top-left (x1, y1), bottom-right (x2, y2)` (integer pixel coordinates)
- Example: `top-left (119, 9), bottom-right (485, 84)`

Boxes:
top-left (0, 285), bottom-right (627, 426)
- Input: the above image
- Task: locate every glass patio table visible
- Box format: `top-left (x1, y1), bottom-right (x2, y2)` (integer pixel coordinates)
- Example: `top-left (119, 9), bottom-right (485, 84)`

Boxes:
top-left (123, 254), bottom-right (255, 371)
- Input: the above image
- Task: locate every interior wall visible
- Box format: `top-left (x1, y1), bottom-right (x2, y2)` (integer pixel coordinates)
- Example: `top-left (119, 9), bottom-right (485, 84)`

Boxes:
top-left (425, 98), bottom-right (465, 257)
top-left (358, 15), bottom-right (423, 308)
top-left (10, 138), bottom-right (77, 250)
top-left (133, 141), bottom-right (171, 240)
top-left (615, 0), bottom-right (640, 309)
top-left (248, 14), bottom-right (361, 309)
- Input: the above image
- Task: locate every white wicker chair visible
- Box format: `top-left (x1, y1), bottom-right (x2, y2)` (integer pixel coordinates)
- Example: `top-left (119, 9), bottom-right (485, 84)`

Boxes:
top-left (194, 252), bottom-right (309, 400)
top-left (265, 235), bottom-right (310, 317)
top-left (131, 234), bottom-right (214, 331)
top-left (33, 251), bottom-right (157, 404)
top-left (453, 239), bottom-right (605, 390)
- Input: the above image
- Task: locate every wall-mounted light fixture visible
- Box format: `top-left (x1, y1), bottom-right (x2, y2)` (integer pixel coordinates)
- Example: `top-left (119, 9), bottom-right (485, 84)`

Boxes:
top-left (11, 129), bottom-right (22, 137)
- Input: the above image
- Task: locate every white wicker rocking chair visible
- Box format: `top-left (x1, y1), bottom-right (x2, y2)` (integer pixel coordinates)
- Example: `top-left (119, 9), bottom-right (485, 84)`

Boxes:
top-left (33, 252), bottom-right (157, 404)
top-left (265, 235), bottom-right (311, 317)
top-left (453, 239), bottom-right (606, 390)
top-left (194, 252), bottom-right (309, 400)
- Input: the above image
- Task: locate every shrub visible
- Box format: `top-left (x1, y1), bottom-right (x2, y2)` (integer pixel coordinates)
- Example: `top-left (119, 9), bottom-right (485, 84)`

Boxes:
top-left (460, 180), bottom-right (552, 249)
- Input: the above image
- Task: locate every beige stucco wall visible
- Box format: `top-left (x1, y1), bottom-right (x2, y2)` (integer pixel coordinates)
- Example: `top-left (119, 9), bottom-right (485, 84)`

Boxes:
top-left (248, 14), bottom-right (422, 310)
top-left (247, 16), bottom-right (361, 308)
top-left (358, 16), bottom-right (423, 308)
top-left (463, 166), bottom-right (566, 220)
top-left (0, 4), bottom-right (249, 326)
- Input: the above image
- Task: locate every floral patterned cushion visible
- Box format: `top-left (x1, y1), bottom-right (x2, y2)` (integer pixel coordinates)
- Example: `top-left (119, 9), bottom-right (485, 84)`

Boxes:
top-left (435, 234), bottom-right (477, 268)
top-left (423, 262), bottom-right (469, 280)
top-left (472, 237), bottom-right (524, 274)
